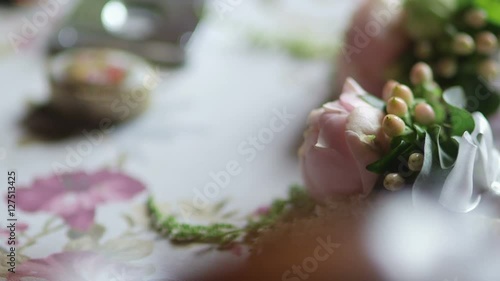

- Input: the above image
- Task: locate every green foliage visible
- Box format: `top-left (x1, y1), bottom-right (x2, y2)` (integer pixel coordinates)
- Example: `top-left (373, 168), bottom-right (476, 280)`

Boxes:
top-left (443, 87), bottom-right (476, 136)
top-left (475, 0), bottom-right (500, 25)
top-left (367, 84), bottom-right (474, 176)
top-left (405, 0), bottom-right (460, 38)
top-left (459, 76), bottom-right (500, 116)
top-left (147, 185), bottom-right (315, 248)
top-left (367, 140), bottom-right (414, 174)
top-left (399, 0), bottom-right (500, 117)
top-left (458, 0), bottom-right (475, 8)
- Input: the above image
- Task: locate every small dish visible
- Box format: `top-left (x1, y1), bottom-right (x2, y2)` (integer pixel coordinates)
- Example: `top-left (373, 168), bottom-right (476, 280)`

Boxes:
top-left (49, 48), bottom-right (157, 123)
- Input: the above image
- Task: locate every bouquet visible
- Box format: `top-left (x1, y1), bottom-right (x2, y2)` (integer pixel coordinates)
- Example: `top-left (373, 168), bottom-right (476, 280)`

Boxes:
top-left (338, 0), bottom-right (500, 116)
top-left (302, 62), bottom-right (500, 215)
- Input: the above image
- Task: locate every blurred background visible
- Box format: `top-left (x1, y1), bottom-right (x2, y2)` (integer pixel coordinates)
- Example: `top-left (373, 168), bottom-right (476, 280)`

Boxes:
top-left (0, 0), bottom-right (363, 279)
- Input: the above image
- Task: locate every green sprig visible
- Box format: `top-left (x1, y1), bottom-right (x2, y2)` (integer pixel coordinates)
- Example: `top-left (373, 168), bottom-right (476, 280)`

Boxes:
top-left (147, 185), bottom-right (315, 248)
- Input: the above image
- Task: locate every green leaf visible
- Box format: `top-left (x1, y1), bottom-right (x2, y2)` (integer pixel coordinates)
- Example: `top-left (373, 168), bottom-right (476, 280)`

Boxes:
top-left (443, 87), bottom-right (475, 136)
top-left (475, 0), bottom-right (500, 26)
top-left (366, 140), bottom-right (413, 174)
top-left (413, 124), bottom-right (427, 138)
top-left (360, 95), bottom-right (386, 111)
top-left (458, 0), bottom-right (475, 7)
top-left (459, 76), bottom-right (500, 116)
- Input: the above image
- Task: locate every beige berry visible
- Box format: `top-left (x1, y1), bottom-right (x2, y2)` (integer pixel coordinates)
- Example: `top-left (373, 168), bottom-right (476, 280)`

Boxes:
top-left (476, 32), bottom-right (498, 55)
top-left (384, 173), bottom-right (405, 191)
top-left (392, 85), bottom-right (414, 106)
top-left (478, 60), bottom-right (499, 81)
top-left (453, 33), bottom-right (476, 55)
top-left (410, 62), bottom-right (433, 85)
top-left (414, 103), bottom-right (436, 125)
top-left (382, 80), bottom-right (399, 101)
top-left (464, 9), bottom-right (487, 29)
top-left (436, 58), bottom-right (458, 78)
top-left (383, 114), bottom-right (406, 137)
top-left (408, 153), bottom-right (424, 172)
top-left (386, 97), bottom-right (408, 117)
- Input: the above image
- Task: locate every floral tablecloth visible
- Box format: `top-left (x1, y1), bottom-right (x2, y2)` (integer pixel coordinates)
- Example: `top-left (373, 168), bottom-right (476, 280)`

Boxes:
top-left (0, 0), bottom-right (361, 279)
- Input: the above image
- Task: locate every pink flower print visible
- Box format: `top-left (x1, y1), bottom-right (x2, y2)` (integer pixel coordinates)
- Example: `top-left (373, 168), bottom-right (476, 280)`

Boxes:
top-left (16, 170), bottom-right (146, 231)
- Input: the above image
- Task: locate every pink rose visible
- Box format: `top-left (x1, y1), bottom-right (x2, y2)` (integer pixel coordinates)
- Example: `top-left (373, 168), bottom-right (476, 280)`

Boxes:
top-left (299, 78), bottom-right (387, 200)
top-left (16, 170), bottom-right (146, 231)
top-left (336, 0), bottom-right (409, 96)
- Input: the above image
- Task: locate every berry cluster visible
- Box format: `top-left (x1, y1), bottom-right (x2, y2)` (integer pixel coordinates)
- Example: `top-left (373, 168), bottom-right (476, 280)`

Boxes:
top-left (379, 63), bottom-right (438, 190)
top-left (382, 63), bottom-right (438, 137)
top-left (398, 4), bottom-right (500, 116)
top-left (413, 8), bottom-right (499, 81)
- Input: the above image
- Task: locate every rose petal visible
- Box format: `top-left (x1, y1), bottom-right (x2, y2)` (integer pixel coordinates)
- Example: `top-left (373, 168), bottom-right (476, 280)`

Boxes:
top-left (302, 145), bottom-right (363, 199)
top-left (342, 77), bottom-right (366, 95)
top-left (345, 131), bottom-right (381, 195)
top-left (339, 78), bottom-right (370, 112)
top-left (315, 111), bottom-right (350, 153)
top-left (345, 107), bottom-right (385, 195)
top-left (346, 106), bottom-right (384, 138)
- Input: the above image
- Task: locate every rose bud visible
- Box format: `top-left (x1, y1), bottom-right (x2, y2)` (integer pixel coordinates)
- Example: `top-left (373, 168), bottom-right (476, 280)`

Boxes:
top-left (300, 79), bottom-right (388, 200)
top-left (382, 80), bottom-right (399, 101)
top-left (478, 60), bottom-right (499, 81)
top-left (335, 0), bottom-right (409, 97)
top-left (386, 97), bottom-right (408, 117)
top-left (476, 32), bottom-right (498, 55)
top-left (414, 40), bottom-right (433, 59)
top-left (436, 57), bottom-right (458, 78)
top-left (464, 8), bottom-right (487, 29)
top-left (410, 62), bottom-right (433, 85)
top-left (392, 84), bottom-right (414, 105)
top-left (408, 153), bottom-right (424, 172)
top-left (453, 33), bottom-right (476, 55)
top-left (414, 102), bottom-right (436, 125)
top-left (383, 173), bottom-right (405, 191)
top-left (383, 114), bottom-right (406, 137)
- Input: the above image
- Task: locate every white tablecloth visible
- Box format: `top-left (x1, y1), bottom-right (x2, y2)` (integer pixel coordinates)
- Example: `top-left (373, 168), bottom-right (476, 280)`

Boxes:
top-left (0, 0), bottom-right (361, 279)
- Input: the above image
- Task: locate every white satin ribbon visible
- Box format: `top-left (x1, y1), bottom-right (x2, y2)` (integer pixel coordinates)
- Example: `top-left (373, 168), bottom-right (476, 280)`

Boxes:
top-left (439, 113), bottom-right (500, 213)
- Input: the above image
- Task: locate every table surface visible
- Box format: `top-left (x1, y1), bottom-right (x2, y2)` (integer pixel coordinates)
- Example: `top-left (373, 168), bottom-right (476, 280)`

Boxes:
top-left (0, 0), bottom-right (362, 279)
